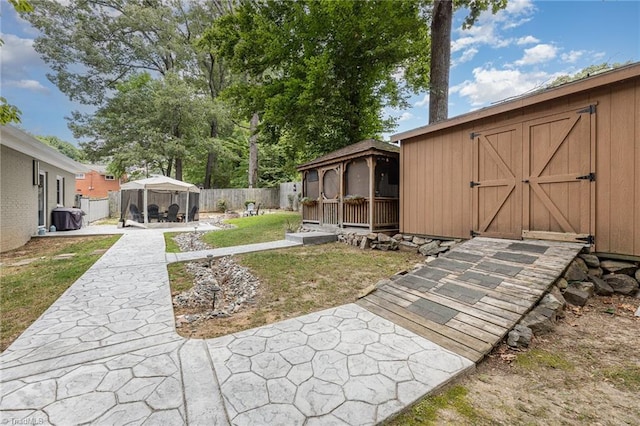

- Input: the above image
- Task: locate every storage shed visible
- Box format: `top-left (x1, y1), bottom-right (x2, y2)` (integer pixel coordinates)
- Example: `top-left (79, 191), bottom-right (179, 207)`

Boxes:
top-left (392, 63), bottom-right (640, 259)
top-left (297, 139), bottom-right (400, 232)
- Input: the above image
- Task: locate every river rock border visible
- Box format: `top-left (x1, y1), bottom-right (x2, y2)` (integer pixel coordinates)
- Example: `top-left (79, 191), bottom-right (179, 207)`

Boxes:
top-left (508, 251), bottom-right (640, 348)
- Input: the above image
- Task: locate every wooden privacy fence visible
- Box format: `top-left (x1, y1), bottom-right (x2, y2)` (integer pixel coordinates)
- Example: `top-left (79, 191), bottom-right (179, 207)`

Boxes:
top-left (79, 197), bottom-right (110, 223)
top-left (108, 182), bottom-right (301, 217)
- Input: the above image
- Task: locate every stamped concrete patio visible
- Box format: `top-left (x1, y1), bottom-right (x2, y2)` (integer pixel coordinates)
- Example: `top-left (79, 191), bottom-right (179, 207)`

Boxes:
top-left (0, 229), bottom-right (475, 425)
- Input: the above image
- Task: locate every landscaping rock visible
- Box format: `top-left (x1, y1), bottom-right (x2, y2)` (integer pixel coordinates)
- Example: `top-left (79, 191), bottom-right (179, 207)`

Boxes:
top-left (563, 286), bottom-right (590, 307)
top-left (521, 306), bottom-right (555, 335)
top-left (603, 274), bottom-right (639, 296)
top-left (507, 324), bottom-right (533, 348)
top-left (419, 241), bottom-right (440, 256)
top-left (564, 260), bottom-right (588, 282)
top-left (587, 276), bottom-right (614, 296)
top-left (549, 286), bottom-right (566, 317)
top-left (378, 233), bottom-right (392, 243)
top-left (412, 236), bottom-right (427, 245)
top-left (588, 267), bottom-right (603, 278)
top-left (579, 253), bottom-right (600, 268)
top-left (440, 240), bottom-right (458, 248)
top-left (359, 237), bottom-right (369, 250)
top-left (555, 277), bottom-right (569, 290)
top-left (568, 281), bottom-right (595, 298)
top-left (391, 233), bottom-right (403, 241)
top-left (398, 241), bottom-right (419, 253)
top-left (636, 269), bottom-right (640, 282)
top-left (402, 235), bottom-right (413, 241)
top-left (600, 260), bottom-right (638, 276)
top-left (367, 233), bottom-right (378, 241)
top-left (425, 256), bottom-right (437, 263)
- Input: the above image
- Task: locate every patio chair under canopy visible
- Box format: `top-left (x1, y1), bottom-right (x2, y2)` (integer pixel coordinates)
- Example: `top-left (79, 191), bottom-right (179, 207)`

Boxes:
top-left (119, 176), bottom-right (200, 225)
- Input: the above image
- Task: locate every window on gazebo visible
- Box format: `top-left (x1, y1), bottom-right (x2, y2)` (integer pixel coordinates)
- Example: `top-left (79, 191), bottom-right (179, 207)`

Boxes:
top-left (375, 157), bottom-right (399, 197)
top-left (304, 170), bottom-right (319, 198)
top-left (345, 159), bottom-right (369, 196)
top-left (323, 169), bottom-right (339, 199)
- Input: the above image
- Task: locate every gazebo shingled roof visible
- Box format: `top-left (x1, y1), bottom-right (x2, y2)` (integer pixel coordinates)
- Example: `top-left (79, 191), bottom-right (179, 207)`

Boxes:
top-left (297, 139), bottom-right (399, 171)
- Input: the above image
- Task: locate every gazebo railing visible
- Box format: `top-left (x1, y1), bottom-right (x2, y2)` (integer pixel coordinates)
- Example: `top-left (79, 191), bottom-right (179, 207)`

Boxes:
top-left (302, 203), bottom-right (320, 223)
top-left (343, 200), bottom-right (368, 226)
top-left (303, 197), bottom-right (398, 229)
top-left (373, 198), bottom-right (399, 227)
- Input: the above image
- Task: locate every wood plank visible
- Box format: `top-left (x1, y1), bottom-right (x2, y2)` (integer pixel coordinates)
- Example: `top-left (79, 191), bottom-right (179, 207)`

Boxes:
top-left (375, 287), bottom-right (415, 307)
top-left (446, 318), bottom-right (501, 344)
top-left (523, 230), bottom-right (590, 243)
top-left (357, 298), bottom-right (485, 362)
top-left (453, 312), bottom-right (508, 337)
top-left (442, 278), bottom-right (536, 306)
top-left (389, 282), bottom-right (513, 328)
top-left (478, 296), bottom-right (529, 315)
top-left (364, 293), bottom-right (493, 354)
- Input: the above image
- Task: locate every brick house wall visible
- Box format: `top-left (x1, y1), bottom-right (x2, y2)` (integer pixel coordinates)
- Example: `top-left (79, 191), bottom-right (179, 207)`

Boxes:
top-left (1, 125), bottom-right (83, 252)
top-left (75, 169), bottom-right (122, 199)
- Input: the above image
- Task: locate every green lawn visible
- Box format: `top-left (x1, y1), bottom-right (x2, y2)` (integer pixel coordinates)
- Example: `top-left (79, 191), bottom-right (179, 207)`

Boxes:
top-left (201, 212), bottom-right (301, 248)
top-left (0, 235), bottom-right (120, 351)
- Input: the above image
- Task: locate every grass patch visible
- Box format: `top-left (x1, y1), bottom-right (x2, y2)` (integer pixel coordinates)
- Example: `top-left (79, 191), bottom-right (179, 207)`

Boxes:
top-left (164, 232), bottom-right (182, 253)
top-left (0, 235), bottom-right (120, 351)
top-left (386, 385), bottom-right (488, 425)
top-left (201, 212), bottom-right (301, 248)
top-left (167, 262), bottom-right (194, 294)
top-left (514, 348), bottom-right (574, 372)
top-left (601, 365), bottom-right (640, 391)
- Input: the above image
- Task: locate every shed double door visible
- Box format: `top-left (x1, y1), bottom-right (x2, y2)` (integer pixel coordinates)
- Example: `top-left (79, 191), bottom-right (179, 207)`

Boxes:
top-left (472, 106), bottom-right (595, 243)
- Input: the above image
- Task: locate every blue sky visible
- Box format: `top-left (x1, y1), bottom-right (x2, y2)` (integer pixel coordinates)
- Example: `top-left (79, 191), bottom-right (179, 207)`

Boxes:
top-left (1, 0), bottom-right (639, 145)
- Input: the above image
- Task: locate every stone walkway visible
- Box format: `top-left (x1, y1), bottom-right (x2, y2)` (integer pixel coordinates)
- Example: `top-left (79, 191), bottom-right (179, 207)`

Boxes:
top-left (0, 230), bottom-right (474, 425)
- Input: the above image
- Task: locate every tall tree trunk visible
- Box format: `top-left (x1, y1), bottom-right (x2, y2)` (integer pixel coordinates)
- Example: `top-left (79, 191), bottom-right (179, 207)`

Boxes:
top-left (204, 120), bottom-right (218, 189)
top-left (175, 158), bottom-right (183, 181)
top-left (166, 158), bottom-right (173, 178)
top-left (429, 0), bottom-right (452, 124)
top-left (248, 112), bottom-right (259, 188)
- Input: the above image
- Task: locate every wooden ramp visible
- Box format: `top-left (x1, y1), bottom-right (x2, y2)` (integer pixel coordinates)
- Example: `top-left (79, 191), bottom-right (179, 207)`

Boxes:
top-left (358, 237), bottom-right (584, 363)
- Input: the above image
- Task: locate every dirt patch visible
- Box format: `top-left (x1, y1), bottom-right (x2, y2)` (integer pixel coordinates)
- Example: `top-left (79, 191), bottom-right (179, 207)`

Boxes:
top-left (404, 295), bottom-right (640, 425)
top-left (0, 237), bottom-right (90, 263)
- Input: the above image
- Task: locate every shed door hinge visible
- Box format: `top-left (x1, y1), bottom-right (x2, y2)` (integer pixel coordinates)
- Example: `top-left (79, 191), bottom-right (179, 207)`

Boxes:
top-left (470, 181), bottom-right (481, 188)
top-left (576, 172), bottom-right (596, 182)
top-left (576, 235), bottom-right (595, 245)
top-left (470, 132), bottom-right (480, 140)
top-left (578, 105), bottom-right (596, 114)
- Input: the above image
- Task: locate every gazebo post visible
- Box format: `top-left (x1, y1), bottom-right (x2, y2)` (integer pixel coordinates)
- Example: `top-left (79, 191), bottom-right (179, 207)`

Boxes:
top-left (143, 189), bottom-right (148, 224)
top-left (186, 191), bottom-right (190, 222)
top-left (368, 156), bottom-right (375, 232)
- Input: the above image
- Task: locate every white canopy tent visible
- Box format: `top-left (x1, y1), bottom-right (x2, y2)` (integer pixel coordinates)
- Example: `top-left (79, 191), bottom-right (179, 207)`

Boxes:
top-left (120, 176), bottom-right (200, 225)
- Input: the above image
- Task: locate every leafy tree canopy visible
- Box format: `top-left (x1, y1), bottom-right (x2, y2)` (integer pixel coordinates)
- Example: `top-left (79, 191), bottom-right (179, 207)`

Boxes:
top-left (37, 135), bottom-right (86, 162)
top-left (204, 0), bottom-right (432, 157)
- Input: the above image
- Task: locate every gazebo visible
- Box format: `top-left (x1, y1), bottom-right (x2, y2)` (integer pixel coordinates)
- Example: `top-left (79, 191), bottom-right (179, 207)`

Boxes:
top-left (297, 139), bottom-right (399, 232)
top-left (119, 176), bottom-right (200, 225)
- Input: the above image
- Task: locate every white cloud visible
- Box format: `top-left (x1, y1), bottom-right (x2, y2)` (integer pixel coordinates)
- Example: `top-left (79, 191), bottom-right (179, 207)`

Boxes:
top-left (5, 79), bottom-right (50, 94)
top-left (517, 35), bottom-right (539, 45)
top-left (514, 44), bottom-right (558, 66)
top-left (399, 112), bottom-right (414, 122)
top-left (561, 50), bottom-right (585, 63)
top-left (414, 94), bottom-right (430, 107)
top-left (452, 0), bottom-right (536, 53)
top-left (454, 47), bottom-right (479, 66)
top-left (451, 66), bottom-right (558, 107)
top-left (0, 33), bottom-right (46, 79)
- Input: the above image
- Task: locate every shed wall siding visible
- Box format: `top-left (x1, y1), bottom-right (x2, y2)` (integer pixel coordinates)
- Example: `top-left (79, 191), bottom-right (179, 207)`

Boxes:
top-left (401, 77), bottom-right (640, 257)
